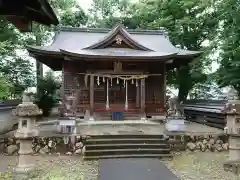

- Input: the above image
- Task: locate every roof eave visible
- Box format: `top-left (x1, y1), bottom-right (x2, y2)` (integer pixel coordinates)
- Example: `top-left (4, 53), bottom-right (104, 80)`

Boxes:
top-left (176, 51), bottom-right (202, 59)
top-left (60, 49), bottom-right (178, 60)
top-left (39, 0), bottom-right (59, 25)
top-left (26, 45), bottom-right (61, 56)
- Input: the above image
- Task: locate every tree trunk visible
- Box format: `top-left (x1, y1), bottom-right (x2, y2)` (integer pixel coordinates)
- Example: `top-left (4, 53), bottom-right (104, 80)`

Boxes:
top-left (36, 35), bottom-right (43, 94)
top-left (177, 65), bottom-right (192, 102)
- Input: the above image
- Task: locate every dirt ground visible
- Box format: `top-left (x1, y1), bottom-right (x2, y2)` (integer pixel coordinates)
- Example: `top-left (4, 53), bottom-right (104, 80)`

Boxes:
top-left (164, 151), bottom-right (240, 180)
top-left (0, 155), bottom-right (98, 180)
top-left (0, 152), bottom-right (238, 180)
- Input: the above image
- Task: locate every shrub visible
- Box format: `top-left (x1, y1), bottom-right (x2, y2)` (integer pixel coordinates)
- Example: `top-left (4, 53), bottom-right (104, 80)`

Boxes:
top-left (35, 72), bottom-right (60, 117)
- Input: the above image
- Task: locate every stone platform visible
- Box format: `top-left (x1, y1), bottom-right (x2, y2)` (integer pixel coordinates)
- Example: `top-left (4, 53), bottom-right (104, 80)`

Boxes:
top-left (77, 120), bottom-right (223, 136)
top-left (0, 120), bottom-right (228, 156)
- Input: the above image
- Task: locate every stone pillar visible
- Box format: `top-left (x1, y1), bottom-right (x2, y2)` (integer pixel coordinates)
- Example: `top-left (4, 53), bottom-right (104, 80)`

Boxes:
top-left (223, 101), bottom-right (240, 175)
top-left (140, 78), bottom-right (146, 120)
top-left (12, 92), bottom-right (42, 177)
top-left (89, 75), bottom-right (94, 121)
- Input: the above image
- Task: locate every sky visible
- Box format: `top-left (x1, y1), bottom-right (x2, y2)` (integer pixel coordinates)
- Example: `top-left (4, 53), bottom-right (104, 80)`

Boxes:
top-left (77, 0), bottom-right (92, 10)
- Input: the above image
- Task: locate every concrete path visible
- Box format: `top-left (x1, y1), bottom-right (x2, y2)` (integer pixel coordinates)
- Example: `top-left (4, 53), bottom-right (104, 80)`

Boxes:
top-left (99, 158), bottom-right (179, 180)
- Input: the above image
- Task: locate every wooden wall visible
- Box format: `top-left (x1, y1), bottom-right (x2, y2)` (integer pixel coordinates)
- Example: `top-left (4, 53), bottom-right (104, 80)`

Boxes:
top-left (62, 60), bottom-right (165, 114)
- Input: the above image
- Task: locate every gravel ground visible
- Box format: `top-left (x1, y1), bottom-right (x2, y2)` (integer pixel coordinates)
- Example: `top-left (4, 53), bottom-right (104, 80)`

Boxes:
top-left (0, 155), bottom-right (98, 180)
top-left (164, 151), bottom-right (240, 180)
top-left (0, 152), bottom-right (237, 180)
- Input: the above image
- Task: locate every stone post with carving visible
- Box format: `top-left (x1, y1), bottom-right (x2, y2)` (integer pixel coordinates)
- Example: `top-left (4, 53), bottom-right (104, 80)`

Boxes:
top-left (223, 100), bottom-right (240, 175)
top-left (165, 97), bottom-right (185, 132)
top-left (12, 92), bottom-right (42, 176)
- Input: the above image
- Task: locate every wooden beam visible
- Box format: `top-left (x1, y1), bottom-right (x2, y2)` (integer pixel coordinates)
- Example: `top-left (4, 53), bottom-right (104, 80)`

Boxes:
top-left (65, 72), bottom-right (162, 76)
top-left (7, 16), bottom-right (32, 32)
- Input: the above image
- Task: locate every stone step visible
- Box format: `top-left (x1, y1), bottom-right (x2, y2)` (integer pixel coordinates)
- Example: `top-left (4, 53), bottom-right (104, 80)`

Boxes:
top-left (84, 154), bottom-right (173, 160)
top-left (88, 134), bottom-right (165, 139)
top-left (84, 134), bottom-right (171, 159)
top-left (85, 143), bottom-right (170, 150)
top-left (85, 148), bottom-right (170, 156)
top-left (86, 138), bottom-right (166, 145)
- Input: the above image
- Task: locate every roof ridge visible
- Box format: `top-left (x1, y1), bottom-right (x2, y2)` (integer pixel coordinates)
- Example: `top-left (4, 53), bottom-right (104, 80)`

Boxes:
top-left (57, 26), bottom-right (168, 35)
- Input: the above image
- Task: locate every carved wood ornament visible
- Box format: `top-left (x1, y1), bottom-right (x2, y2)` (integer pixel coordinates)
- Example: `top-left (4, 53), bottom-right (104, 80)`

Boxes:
top-left (114, 61), bottom-right (122, 72)
top-left (115, 36), bottom-right (123, 44)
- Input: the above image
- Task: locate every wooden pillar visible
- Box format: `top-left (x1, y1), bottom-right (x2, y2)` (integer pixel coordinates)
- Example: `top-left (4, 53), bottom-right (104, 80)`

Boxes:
top-left (140, 78), bottom-right (146, 119)
top-left (89, 75), bottom-right (94, 120)
top-left (106, 79), bottom-right (109, 109)
top-left (163, 63), bottom-right (167, 105)
top-left (136, 84), bottom-right (140, 107)
top-left (125, 80), bottom-right (128, 110)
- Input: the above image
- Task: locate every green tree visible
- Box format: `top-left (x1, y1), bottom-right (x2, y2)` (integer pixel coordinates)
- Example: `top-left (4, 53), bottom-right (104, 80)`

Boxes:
top-left (0, 57), bottom-right (35, 98)
top-left (127, 0), bottom-right (218, 101)
top-left (189, 73), bottom-right (223, 99)
top-left (51, 0), bottom-right (88, 27)
top-left (88, 0), bottom-right (130, 28)
top-left (0, 76), bottom-right (12, 99)
top-left (0, 17), bottom-right (21, 57)
top-left (35, 71), bottom-right (61, 116)
top-left (215, 0), bottom-right (240, 98)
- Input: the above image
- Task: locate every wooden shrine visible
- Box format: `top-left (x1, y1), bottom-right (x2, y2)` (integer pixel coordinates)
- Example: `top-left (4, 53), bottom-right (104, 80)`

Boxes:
top-left (0, 0), bottom-right (59, 31)
top-left (27, 24), bottom-right (201, 120)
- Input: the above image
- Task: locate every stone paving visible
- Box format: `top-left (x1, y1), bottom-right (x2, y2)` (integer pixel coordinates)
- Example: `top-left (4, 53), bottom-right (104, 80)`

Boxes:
top-left (99, 158), bottom-right (179, 180)
top-left (77, 121), bottom-right (223, 136)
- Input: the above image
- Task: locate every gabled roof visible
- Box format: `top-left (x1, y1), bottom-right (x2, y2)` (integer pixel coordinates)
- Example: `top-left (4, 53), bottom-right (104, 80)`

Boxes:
top-left (27, 24), bottom-right (201, 70)
top-left (0, 0), bottom-right (59, 31)
top-left (84, 24), bottom-right (152, 51)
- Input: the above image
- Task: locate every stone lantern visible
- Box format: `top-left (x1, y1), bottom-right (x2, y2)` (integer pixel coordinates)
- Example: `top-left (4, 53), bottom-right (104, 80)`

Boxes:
top-left (58, 93), bottom-right (77, 134)
top-left (223, 101), bottom-right (240, 175)
top-left (12, 92), bottom-right (42, 174)
top-left (165, 97), bottom-right (186, 132)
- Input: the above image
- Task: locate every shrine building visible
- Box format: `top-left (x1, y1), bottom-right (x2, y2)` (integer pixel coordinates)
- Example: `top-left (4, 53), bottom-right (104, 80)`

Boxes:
top-left (0, 0), bottom-right (59, 32)
top-left (27, 24), bottom-right (201, 120)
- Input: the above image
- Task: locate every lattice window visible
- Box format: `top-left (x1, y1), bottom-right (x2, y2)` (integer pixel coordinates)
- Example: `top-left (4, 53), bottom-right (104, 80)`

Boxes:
top-left (78, 89), bottom-right (89, 104)
top-left (64, 73), bottom-right (79, 89)
top-left (94, 89), bottom-right (105, 103)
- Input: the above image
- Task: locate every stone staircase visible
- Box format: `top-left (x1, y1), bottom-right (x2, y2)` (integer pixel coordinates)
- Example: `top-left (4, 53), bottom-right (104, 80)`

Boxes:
top-left (83, 134), bottom-right (172, 160)
top-left (123, 112), bottom-right (141, 120)
top-left (97, 112), bottom-right (112, 120)
top-left (97, 111), bottom-right (141, 120)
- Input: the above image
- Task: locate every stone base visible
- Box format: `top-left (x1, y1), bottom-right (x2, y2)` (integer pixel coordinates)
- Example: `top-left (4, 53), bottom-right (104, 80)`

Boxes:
top-left (15, 129), bottom-right (39, 138)
top-left (140, 117), bottom-right (147, 121)
top-left (13, 164), bottom-right (36, 173)
top-left (89, 117), bottom-right (95, 121)
top-left (13, 164), bottom-right (37, 179)
top-left (223, 160), bottom-right (240, 175)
